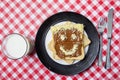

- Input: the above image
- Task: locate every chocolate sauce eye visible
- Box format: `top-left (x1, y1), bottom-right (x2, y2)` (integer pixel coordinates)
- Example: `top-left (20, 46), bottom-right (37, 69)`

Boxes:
top-left (71, 34), bottom-right (77, 40)
top-left (60, 34), bottom-right (66, 41)
top-left (57, 29), bottom-right (67, 41)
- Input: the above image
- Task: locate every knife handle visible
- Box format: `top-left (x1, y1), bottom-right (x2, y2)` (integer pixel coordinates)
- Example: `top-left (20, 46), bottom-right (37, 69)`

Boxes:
top-left (98, 36), bottom-right (103, 66)
top-left (105, 39), bottom-right (111, 69)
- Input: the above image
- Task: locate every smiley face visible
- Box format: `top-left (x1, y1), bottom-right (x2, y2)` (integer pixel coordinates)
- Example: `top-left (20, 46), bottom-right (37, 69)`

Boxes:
top-left (53, 28), bottom-right (83, 59)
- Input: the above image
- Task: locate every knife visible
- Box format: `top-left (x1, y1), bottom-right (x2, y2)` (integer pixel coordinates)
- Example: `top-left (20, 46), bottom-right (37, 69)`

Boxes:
top-left (105, 8), bottom-right (114, 69)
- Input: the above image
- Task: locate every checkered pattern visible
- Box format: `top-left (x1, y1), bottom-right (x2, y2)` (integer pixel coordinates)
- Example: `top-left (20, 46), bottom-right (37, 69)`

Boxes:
top-left (0, 0), bottom-right (120, 79)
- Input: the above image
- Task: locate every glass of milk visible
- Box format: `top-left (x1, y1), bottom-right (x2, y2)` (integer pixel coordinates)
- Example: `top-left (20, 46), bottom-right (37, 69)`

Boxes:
top-left (2, 33), bottom-right (34, 59)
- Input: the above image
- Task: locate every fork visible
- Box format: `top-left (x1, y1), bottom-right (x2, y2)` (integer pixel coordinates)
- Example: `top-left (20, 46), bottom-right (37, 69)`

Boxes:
top-left (98, 17), bottom-right (106, 66)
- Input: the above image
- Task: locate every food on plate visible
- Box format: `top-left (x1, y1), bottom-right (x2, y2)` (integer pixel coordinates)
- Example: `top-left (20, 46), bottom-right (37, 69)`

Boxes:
top-left (48, 21), bottom-right (91, 63)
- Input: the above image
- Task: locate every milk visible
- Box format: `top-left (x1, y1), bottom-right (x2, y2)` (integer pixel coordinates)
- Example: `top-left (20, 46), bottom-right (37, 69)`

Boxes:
top-left (2, 34), bottom-right (34, 59)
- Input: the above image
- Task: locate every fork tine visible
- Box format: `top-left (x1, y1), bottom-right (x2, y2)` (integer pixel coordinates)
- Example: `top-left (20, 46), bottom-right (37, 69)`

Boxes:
top-left (103, 17), bottom-right (107, 28)
top-left (98, 18), bottom-right (103, 28)
top-left (104, 17), bottom-right (107, 22)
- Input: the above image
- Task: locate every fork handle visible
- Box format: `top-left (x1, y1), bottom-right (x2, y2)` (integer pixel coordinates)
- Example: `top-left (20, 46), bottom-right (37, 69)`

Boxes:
top-left (105, 39), bottom-right (111, 69)
top-left (98, 35), bottom-right (103, 66)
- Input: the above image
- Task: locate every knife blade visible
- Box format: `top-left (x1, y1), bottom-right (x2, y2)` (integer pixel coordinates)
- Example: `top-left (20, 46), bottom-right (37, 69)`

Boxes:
top-left (107, 8), bottom-right (114, 38)
top-left (105, 8), bottom-right (114, 69)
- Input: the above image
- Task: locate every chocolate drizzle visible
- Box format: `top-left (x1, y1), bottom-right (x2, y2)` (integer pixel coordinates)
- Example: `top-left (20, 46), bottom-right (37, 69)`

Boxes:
top-left (53, 28), bottom-right (83, 59)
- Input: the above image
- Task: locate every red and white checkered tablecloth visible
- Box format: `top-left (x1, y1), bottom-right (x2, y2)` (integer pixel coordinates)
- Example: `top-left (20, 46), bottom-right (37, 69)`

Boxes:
top-left (0, 0), bottom-right (120, 79)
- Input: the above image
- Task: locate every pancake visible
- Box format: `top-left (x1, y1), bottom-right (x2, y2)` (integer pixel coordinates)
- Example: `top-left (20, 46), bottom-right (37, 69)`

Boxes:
top-left (48, 21), bottom-right (91, 64)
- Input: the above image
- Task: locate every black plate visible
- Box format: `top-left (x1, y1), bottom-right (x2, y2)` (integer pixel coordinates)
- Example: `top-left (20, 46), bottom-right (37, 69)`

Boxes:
top-left (35, 12), bottom-right (99, 75)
